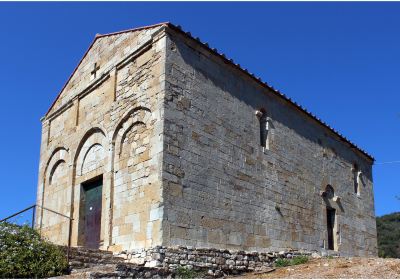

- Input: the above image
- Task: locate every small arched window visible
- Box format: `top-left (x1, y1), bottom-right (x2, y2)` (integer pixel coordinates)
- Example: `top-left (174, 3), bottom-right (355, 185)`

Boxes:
top-left (256, 109), bottom-right (270, 150)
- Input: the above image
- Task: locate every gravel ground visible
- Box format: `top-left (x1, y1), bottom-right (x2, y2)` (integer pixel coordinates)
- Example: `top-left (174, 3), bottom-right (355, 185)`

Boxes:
top-left (235, 257), bottom-right (400, 279)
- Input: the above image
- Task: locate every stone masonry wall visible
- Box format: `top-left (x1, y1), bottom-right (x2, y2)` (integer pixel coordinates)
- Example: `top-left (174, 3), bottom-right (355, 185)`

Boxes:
top-left (117, 245), bottom-right (316, 277)
top-left (161, 28), bottom-right (377, 257)
top-left (36, 25), bottom-right (167, 251)
top-left (37, 24), bottom-right (377, 257)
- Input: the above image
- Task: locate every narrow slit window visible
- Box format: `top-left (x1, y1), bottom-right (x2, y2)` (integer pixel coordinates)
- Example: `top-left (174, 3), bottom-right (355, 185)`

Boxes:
top-left (256, 109), bottom-right (269, 150)
top-left (353, 164), bottom-right (361, 196)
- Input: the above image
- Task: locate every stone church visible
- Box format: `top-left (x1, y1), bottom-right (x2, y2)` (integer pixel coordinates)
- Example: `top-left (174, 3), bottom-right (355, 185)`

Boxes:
top-left (36, 22), bottom-right (377, 257)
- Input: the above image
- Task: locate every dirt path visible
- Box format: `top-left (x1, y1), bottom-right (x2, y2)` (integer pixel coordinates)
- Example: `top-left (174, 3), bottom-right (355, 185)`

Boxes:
top-left (236, 257), bottom-right (400, 279)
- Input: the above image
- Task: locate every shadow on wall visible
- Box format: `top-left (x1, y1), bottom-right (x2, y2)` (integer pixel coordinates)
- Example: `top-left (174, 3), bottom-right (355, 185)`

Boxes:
top-left (172, 32), bottom-right (372, 182)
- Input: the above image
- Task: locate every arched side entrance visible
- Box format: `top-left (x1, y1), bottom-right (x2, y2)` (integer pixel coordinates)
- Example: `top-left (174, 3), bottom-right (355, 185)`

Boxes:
top-left (321, 185), bottom-right (339, 251)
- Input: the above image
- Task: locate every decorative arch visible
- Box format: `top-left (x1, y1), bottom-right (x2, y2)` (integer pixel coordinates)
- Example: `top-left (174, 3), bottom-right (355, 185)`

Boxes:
top-left (49, 160), bottom-right (67, 185)
top-left (43, 147), bottom-right (70, 186)
top-left (110, 106), bottom-right (152, 181)
top-left (44, 147), bottom-right (70, 182)
top-left (107, 106), bottom-right (152, 246)
top-left (117, 121), bottom-right (146, 156)
top-left (39, 146), bottom-right (71, 238)
top-left (80, 143), bottom-right (105, 175)
top-left (73, 127), bottom-right (108, 166)
top-left (112, 106), bottom-right (151, 143)
top-left (74, 127), bottom-right (108, 177)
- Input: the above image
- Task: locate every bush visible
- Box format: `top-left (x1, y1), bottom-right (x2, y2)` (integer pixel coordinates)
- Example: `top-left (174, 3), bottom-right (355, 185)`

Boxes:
top-left (275, 256), bottom-right (309, 267)
top-left (275, 258), bottom-right (291, 267)
top-left (291, 255), bottom-right (309, 265)
top-left (175, 266), bottom-right (202, 279)
top-left (0, 222), bottom-right (68, 278)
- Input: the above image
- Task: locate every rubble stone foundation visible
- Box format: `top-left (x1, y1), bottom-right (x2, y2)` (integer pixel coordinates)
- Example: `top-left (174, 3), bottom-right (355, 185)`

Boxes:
top-left (116, 246), bottom-right (317, 276)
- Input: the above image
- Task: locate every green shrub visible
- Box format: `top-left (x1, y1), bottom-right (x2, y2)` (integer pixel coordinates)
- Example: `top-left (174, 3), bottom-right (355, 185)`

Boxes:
top-left (291, 255), bottom-right (309, 265)
top-left (275, 258), bottom-right (291, 267)
top-left (275, 256), bottom-right (309, 267)
top-left (175, 266), bottom-right (202, 279)
top-left (0, 222), bottom-right (68, 278)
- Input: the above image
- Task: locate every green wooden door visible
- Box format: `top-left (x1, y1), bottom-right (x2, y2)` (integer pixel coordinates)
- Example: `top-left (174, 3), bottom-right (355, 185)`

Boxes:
top-left (82, 179), bottom-right (102, 249)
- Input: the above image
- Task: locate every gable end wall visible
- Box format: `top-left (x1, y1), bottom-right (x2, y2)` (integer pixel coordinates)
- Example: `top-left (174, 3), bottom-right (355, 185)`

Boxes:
top-left (36, 26), bottom-right (168, 252)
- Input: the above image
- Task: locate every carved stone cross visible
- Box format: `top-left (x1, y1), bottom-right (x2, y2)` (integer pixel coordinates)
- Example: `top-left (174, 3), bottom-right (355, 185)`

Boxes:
top-left (90, 62), bottom-right (100, 79)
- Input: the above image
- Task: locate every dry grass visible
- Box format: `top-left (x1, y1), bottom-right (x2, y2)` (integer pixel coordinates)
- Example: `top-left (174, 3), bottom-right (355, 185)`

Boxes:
top-left (233, 257), bottom-right (400, 279)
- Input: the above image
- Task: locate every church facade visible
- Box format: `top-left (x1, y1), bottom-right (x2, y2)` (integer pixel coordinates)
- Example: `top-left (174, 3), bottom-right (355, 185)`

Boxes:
top-left (36, 23), bottom-right (377, 257)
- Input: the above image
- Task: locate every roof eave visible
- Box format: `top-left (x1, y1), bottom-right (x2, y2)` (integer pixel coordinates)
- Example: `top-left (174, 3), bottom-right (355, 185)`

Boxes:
top-left (42, 22), bottom-right (374, 162)
top-left (164, 23), bottom-right (374, 162)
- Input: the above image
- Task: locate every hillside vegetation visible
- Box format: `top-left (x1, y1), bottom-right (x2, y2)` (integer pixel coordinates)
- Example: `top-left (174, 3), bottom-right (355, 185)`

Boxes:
top-left (377, 212), bottom-right (400, 258)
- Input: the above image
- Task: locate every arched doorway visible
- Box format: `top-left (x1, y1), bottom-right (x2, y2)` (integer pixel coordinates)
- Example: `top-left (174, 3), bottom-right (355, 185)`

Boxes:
top-left (323, 185), bottom-right (337, 251)
top-left (326, 207), bottom-right (336, 250)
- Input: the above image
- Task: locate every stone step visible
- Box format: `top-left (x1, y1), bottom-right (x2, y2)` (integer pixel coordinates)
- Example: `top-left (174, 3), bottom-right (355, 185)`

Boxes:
top-left (53, 264), bottom-right (119, 279)
top-left (68, 253), bottom-right (124, 262)
top-left (55, 247), bottom-right (175, 279)
top-left (65, 249), bottom-right (113, 257)
top-left (59, 263), bottom-right (173, 279)
top-left (60, 246), bottom-right (127, 272)
top-left (61, 246), bottom-right (113, 254)
top-left (68, 258), bottom-right (125, 269)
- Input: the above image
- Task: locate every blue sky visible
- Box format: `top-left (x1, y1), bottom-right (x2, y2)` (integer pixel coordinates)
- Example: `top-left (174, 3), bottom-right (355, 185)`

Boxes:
top-left (0, 2), bottom-right (399, 220)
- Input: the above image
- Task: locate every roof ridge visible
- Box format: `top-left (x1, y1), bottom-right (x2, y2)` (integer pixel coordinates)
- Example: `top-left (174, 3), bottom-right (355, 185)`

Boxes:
top-left (96, 22), bottom-right (170, 38)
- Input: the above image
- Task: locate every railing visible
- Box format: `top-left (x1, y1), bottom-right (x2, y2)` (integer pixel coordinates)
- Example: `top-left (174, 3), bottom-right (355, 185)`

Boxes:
top-left (0, 204), bottom-right (74, 262)
top-left (0, 204), bottom-right (36, 228)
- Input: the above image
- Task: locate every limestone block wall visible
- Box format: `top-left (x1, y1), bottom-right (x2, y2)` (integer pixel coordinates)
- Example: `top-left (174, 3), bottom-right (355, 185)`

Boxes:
top-left (119, 246), bottom-right (315, 274)
top-left (161, 29), bottom-right (377, 257)
top-left (36, 23), bottom-right (377, 256)
top-left (36, 25), bottom-right (167, 251)
top-left (39, 147), bottom-right (71, 245)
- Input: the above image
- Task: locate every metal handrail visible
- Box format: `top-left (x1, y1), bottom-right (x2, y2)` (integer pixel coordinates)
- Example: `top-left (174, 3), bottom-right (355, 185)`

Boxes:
top-left (37, 205), bottom-right (73, 221)
top-left (0, 204), bottom-right (36, 227)
top-left (0, 204), bottom-right (74, 263)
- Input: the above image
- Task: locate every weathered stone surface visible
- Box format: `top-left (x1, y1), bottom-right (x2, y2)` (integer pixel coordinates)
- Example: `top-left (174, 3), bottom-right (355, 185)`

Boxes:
top-left (37, 23), bottom-right (377, 259)
top-left (36, 24), bottom-right (166, 251)
top-left (162, 26), bottom-right (377, 257)
top-left (62, 246), bottom-right (316, 279)
top-left (115, 245), bottom-right (313, 272)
